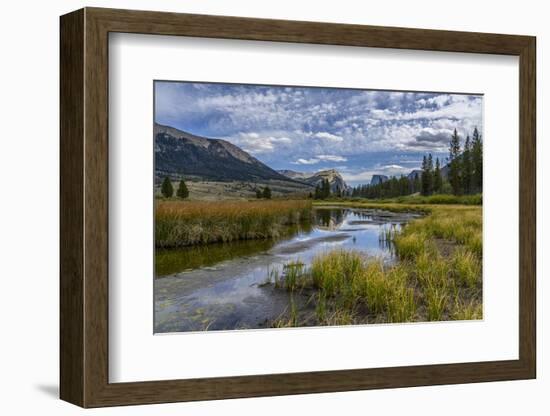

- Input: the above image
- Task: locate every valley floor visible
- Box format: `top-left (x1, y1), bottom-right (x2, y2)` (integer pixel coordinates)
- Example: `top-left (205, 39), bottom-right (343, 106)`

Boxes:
top-left (154, 179), bottom-right (313, 201)
top-left (154, 197), bottom-right (483, 330)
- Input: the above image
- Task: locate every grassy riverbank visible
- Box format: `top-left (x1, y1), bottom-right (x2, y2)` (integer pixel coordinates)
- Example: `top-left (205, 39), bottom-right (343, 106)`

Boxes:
top-left (320, 194), bottom-right (483, 205)
top-left (269, 202), bottom-right (482, 326)
top-left (340, 193), bottom-right (482, 206)
top-left (155, 199), bottom-right (312, 248)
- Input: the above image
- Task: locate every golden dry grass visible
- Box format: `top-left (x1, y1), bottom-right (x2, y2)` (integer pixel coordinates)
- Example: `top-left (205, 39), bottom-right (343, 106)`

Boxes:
top-left (155, 199), bottom-right (312, 247)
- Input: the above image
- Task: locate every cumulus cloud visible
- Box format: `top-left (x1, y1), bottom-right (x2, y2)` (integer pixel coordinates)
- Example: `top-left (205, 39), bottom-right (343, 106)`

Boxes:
top-left (406, 129), bottom-right (452, 149)
top-left (317, 155), bottom-right (348, 162)
top-left (234, 132), bottom-right (292, 154)
top-left (313, 132), bottom-right (343, 142)
top-left (295, 158), bottom-right (320, 165)
top-left (293, 154), bottom-right (347, 165)
top-left (154, 81), bottom-right (482, 177)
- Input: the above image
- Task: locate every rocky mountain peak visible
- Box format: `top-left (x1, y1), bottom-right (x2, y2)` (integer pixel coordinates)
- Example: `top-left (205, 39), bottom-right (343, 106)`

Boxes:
top-left (370, 174), bottom-right (389, 186)
top-left (278, 168), bottom-right (349, 193)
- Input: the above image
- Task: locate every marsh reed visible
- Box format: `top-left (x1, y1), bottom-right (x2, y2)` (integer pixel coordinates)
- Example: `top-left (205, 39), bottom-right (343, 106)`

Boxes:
top-left (155, 199), bottom-right (312, 248)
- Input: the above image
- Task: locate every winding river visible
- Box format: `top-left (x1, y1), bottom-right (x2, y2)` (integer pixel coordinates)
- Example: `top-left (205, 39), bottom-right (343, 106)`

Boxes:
top-left (154, 207), bottom-right (420, 333)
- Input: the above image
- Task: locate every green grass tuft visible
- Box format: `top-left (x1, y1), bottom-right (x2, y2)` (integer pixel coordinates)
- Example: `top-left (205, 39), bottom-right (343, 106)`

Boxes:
top-left (451, 248), bottom-right (481, 288)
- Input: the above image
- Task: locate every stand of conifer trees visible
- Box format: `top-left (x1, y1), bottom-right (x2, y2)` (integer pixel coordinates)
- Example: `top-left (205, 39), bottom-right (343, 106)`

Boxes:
top-left (255, 186), bottom-right (272, 199)
top-left (350, 127), bottom-right (482, 199)
top-left (314, 179), bottom-right (332, 199)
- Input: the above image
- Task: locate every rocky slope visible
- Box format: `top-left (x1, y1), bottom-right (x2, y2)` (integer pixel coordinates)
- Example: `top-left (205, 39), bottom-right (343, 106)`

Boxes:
top-left (370, 174), bottom-right (389, 185)
top-left (278, 168), bottom-right (349, 193)
top-left (155, 123), bottom-right (300, 184)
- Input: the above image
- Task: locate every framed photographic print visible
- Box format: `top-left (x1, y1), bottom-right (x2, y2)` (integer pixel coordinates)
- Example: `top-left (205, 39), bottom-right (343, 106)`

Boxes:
top-left (60, 7), bottom-right (536, 407)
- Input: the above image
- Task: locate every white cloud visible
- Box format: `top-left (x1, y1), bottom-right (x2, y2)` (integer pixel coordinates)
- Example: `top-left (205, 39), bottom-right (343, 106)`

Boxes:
top-left (234, 132), bottom-right (293, 154)
top-left (314, 132), bottom-right (343, 142)
top-left (341, 164), bottom-right (410, 183)
top-left (367, 95), bottom-right (482, 124)
top-left (292, 154), bottom-right (347, 165)
top-left (294, 158), bottom-right (320, 165)
top-left (426, 94), bottom-right (451, 107)
top-left (272, 137), bottom-right (292, 143)
top-left (317, 155), bottom-right (348, 162)
top-left (198, 92), bottom-right (278, 109)
top-left (155, 82), bottom-right (483, 162)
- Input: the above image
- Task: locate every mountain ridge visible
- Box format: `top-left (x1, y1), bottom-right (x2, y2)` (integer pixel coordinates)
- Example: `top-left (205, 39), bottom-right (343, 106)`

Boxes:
top-left (154, 123), bottom-right (303, 185)
top-left (154, 123), bottom-right (443, 195)
top-left (277, 168), bottom-right (349, 193)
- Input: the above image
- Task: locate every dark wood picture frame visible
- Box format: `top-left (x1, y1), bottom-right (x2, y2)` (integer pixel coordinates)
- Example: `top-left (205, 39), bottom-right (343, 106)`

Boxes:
top-left (60, 7), bottom-right (536, 408)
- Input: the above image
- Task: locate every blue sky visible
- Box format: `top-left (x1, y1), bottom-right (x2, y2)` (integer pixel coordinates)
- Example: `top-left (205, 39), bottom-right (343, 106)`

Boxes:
top-left (154, 81), bottom-right (483, 186)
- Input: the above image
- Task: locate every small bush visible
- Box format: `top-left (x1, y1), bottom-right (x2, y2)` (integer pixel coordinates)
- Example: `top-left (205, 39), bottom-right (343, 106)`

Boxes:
top-left (161, 176), bottom-right (173, 198)
top-left (176, 180), bottom-right (189, 199)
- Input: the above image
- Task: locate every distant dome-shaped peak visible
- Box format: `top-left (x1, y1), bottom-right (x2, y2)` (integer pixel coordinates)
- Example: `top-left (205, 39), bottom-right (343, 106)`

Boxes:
top-left (316, 168), bottom-right (339, 175)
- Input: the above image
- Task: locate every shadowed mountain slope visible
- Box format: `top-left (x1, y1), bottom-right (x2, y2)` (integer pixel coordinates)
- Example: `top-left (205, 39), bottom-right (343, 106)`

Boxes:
top-left (155, 124), bottom-right (300, 183)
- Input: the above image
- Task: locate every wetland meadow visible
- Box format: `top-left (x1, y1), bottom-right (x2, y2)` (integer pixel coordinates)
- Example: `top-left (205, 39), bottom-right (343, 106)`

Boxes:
top-left (153, 81), bottom-right (483, 333)
top-left (154, 198), bottom-right (482, 332)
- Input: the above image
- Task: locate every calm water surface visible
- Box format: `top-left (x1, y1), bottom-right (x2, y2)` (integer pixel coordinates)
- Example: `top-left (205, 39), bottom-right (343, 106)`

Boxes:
top-left (154, 207), bottom-right (420, 333)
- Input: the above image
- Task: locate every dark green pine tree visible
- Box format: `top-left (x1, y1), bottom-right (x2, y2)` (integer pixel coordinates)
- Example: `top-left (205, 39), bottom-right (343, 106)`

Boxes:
top-left (427, 154), bottom-right (434, 194)
top-left (471, 127), bottom-right (483, 193)
top-left (448, 128), bottom-right (462, 195)
top-left (161, 176), bottom-right (173, 198)
top-left (461, 135), bottom-right (472, 194)
top-left (262, 186), bottom-right (272, 199)
top-left (256, 188), bottom-right (263, 199)
top-left (322, 179), bottom-right (331, 199)
top-left (176, 179), bottom-right (189, 199)
top-left (421, 154), bottom-right (434, 196)
top-left (433, 157), bottom-right (443, 194)
top-left (314, 184), bottom-right (321, 199)
top-left (413, 173), bottom-right (421, 193)
top-left (420, 156), bottom-right (427, 195)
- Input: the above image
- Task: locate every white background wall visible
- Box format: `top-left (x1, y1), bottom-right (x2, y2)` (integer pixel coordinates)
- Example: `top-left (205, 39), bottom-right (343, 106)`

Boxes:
top-left (0, 0), bottom-right (546, 414)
